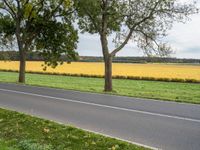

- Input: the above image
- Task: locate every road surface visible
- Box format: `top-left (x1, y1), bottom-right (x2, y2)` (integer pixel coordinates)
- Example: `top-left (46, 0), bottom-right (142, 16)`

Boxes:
top-left (0, 83), bottom-right (200, 150)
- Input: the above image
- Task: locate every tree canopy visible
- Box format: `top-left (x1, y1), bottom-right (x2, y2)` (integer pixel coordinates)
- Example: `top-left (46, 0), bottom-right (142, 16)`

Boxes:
top-left (0, 0), bottom-right (78, 82)
top-left (76, 0), bottom-right (198, 56)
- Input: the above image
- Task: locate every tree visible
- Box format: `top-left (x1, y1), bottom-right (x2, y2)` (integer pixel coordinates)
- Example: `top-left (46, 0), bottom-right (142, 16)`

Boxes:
top-left (76, 0), bottom-right (198, 92)
top-left (0, 0), bottom-right (78, 83)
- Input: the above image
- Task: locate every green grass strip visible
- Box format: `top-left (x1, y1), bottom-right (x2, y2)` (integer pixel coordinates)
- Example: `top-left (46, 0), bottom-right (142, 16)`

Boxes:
top-left (0, 69), bottom-right (200, 83)
top-left (0, 108), bottom-right (148, 150)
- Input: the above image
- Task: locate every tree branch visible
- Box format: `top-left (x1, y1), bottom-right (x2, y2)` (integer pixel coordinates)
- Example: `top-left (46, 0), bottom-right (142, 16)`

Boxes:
top-left (15, 0), bottom-right (20, 8)
top-left (86, 10), bottom-right (101, 33)
top-left (2, 0), bottom-right (17, 18)
top-left (47, 0), bottom-right (64, 19)
top-left (110, 0), bottom-right (161, 56)
top-left (0, 6), bottom-right (15, 19)
top-left (110, 29), bottom-right (133, 57)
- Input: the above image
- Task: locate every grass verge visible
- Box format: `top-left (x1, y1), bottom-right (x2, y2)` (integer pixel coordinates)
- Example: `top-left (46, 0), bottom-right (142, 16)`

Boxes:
top-left (0, 139), bottom-right (18, 150)
top-left (0, 71), bottom-right (199, 104)
top-left (1, 69), bottom-right (200, 83)
top-left (0, 108), bottom-right (148, 150)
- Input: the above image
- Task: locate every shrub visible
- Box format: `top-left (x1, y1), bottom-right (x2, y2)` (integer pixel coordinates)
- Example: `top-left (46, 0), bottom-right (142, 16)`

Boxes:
top-left (18, 140), bottom-right (53, 150)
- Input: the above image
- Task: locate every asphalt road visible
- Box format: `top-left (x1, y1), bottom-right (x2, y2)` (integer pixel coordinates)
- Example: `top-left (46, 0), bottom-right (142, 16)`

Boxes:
top-left (0, 83), bottom-right (200, 150)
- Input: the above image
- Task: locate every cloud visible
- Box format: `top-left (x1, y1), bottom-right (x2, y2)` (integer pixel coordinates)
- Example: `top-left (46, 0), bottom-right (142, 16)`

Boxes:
top-left (77, 33), bottom-right (102, 56)
top-left (166, 13), bottom-right (200, 58)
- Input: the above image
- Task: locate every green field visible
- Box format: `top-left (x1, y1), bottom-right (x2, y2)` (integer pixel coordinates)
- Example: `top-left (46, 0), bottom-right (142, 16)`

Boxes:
top-left (0, 71), bottom-right (199, 104)
top-left (0, 108), bottom-right (148, 150)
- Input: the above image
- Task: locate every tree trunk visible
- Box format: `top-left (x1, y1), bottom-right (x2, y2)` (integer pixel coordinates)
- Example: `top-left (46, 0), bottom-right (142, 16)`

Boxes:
top-left (18, 49), bottom-right (26, 83)
top-left (100, 32), bottom-right (113, 92)
top-left (104, 56), bottom-right (113, 92)
top-left (100, 41), bottom-right (113, 91)
top-left (15, 16), bottom-right (26, 83)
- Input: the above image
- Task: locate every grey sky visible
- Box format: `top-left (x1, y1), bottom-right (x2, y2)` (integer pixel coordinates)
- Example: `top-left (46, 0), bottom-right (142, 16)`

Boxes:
top-left (76, 1), bottom-right (200, 59)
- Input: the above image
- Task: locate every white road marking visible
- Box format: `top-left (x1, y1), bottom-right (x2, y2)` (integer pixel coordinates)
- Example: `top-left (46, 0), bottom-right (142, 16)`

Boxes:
top-left (0, 88), bottom-right (200, 123)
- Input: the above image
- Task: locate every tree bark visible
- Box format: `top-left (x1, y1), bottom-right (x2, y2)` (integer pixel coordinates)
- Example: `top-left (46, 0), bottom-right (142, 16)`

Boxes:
top-left (18, 48), bottom-right (26, 83)
top-left (15, 15), bottom-right (26, 83)
top-left (100, 1), bottom-right (113, 92)
top-left (100, 33), bottom-right (113, 92)
top-left (104, 55), bottom-right (112, 92)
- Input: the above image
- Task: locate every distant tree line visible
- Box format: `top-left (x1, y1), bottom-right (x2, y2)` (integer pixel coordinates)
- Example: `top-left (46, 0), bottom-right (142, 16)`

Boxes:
top-left (0, 51), bottom-right (75, 62)
top-left (0, 51), bottom-right (39, 61)
top-left (0, 51), bottom-right (199, 64)
top-left (80, 56), bottom-right (200, 64)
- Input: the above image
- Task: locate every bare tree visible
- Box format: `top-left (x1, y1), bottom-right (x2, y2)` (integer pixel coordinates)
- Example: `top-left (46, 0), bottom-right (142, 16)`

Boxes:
top-left (76, 0), bottom-right (198, 91)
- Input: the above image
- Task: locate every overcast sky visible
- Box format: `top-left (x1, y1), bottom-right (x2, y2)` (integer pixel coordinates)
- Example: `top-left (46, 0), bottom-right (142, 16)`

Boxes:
top-left (76, 1), bottom-right (200, 59)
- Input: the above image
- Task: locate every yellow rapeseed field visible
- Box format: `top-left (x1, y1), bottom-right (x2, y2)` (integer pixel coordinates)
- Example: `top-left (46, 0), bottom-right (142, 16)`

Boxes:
top-left (0, 61), bottom-right (200, 81)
